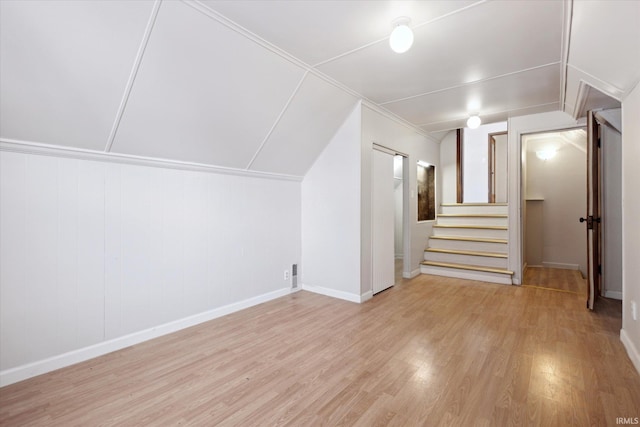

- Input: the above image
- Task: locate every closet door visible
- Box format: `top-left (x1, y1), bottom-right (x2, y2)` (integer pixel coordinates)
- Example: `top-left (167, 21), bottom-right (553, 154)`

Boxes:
top-left (372, 148), bottom-right (395, 294)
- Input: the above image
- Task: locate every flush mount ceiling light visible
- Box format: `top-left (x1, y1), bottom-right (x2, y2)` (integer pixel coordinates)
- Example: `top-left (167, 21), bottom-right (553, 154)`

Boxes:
top-left (536, 149), bottom-right (557, 160)
top-left (466, 115), bottom-right (481, 129)
top-left (389, 17), bottom-right (413, 53)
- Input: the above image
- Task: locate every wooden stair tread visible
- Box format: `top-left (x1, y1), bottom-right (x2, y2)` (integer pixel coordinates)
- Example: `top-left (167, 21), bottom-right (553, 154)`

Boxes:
top-left (422, 261), bottom-right (513, 275)
top-left (440, 203), bottom-right (508, 207)
top-left (425, 248), bottom-right (507, 258)
top-left (421, 261), bottom-right (514, 275)
top-left (429, 236), bottom-right (507, 244)
top-left (437, 213), bottom-right (507, 218)
top-left (433, 224), bottom-right (507, 230)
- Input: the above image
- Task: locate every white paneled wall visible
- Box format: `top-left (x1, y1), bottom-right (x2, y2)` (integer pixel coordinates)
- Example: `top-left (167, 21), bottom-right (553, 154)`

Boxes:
top-left (0, 151), bottom-right (301, 384)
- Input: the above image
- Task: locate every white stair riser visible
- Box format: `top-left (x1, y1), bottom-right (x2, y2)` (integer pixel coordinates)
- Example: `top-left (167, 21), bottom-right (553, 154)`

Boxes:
top-left (424, 251), bottom-right (508, 269)
top-left (421, 265), bottom-right (513, 285)
top-left (428, 239), bottom-right (507, 253)
top-left (432, 227), bottom-right (508, 239)
top-left (440, 205), bottom-right (508, 215)
top-left (436, 216), bottom-right (508, 227)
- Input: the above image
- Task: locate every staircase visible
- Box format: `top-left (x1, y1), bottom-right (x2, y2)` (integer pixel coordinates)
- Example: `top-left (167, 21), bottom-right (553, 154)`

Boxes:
top-left (420, 203), bottom-right (514, 285)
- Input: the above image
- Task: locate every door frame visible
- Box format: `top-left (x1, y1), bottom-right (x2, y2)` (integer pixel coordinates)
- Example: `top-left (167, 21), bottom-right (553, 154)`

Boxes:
top-left (488, 131), bottom-right (507, 204)
top-left (515, 124), bottom-right (587, 285)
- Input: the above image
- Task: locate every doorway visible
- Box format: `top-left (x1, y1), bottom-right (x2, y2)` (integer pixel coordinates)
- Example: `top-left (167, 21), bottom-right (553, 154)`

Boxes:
top-left (393, 155), bottom-right (404, 284)
top-left (522, 128), bottom-right (588, 292)
top-left (488, 131), bottom-right (508, 203)
top-left (372, 146), bottom-right (408, 294)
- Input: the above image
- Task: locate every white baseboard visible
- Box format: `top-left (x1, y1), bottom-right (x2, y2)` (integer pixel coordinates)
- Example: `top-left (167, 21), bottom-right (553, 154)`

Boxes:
top-left (542, 262), bottom-right (580, 270)
top-left (605, 290), bottom-right (623, 300)
top-left (621, 328), bottom-right (640, 376)
top-left (301, 284), bottom-right (363, 303)
top-left (403, 268), bottom-right (421, 279)
top-left (0, 287), bottom-right (293, 387)
top-left (360, 290), bottom-right (373, 302)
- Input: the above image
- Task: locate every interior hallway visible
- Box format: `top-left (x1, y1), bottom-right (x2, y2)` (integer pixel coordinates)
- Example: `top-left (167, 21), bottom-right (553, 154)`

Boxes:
top-left (1, 271), bottom-right (638, 426)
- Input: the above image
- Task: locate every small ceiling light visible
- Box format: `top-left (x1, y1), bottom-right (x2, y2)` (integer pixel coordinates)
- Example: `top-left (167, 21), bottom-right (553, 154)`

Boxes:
top-left (389, 17), bottom-right (413, 53)
top-left (467, 115), bottom-right (481, 129)
top-left (536, 149), bottom-right (557, 160)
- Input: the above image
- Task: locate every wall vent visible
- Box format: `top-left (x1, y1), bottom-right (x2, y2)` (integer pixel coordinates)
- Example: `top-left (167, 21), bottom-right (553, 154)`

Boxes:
top-left (292, 264), bottom-right (298, 288)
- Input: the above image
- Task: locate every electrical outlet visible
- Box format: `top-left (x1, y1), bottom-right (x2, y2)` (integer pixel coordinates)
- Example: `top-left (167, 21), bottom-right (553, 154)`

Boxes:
top-left (284, 270), bottom-right (290, 281)
top-left (632, 301), bottom-right (638, 321)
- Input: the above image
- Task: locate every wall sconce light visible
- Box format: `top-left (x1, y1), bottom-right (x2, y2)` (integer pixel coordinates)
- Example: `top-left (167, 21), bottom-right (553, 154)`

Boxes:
top-left (536, 149), bottom-right (557, 160)
top-left (466, 115), bottom-right (481, 129)
top-left (390, 17), bottom-right (414, 53)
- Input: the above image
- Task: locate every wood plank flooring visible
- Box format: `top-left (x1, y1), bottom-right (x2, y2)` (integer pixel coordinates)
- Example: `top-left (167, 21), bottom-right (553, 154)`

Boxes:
top-left (522, 266), bottom-right (587, 294)
top-left (1, 270), bottom-right (639, 426)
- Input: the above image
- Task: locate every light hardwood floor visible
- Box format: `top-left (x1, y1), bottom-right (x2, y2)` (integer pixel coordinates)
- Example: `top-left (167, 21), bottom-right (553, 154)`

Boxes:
top-left (1, 270), bottom-right (639, 426)
top-left (523, 266), bottom-right (587, 295)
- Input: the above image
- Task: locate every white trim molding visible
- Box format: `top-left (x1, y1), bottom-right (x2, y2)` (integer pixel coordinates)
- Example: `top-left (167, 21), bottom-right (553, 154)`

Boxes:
top-left (0, 139), bottom-right (303, 182)
top-left (403, 268), bottom-right (421, 279)
top-left (301, 284), bottom-right (365, 304)
top-left (542, 262), bottom-right (580, 270)
top-left (621, 328), bottom-right (640, 376)
top-left (605, 291), bottom-right (623, 300)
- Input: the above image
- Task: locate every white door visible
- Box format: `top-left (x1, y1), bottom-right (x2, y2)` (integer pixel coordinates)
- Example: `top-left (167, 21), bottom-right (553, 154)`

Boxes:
top-left (372, 148), bottom-right (395, 294)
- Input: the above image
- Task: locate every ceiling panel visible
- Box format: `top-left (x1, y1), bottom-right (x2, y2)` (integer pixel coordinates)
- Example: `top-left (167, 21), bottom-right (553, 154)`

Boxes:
top-left (385, 64), bottom-right (561, 129)
top-left (568, 0), bottom-right (640, 96)
top-left (249, 73), bottom-right (359, 176)
top-left (111, 1), bottom-right (305, 169)
top-left (202, 0), bottom-right (477, 66)
top-left (317, 0), bottom-right (563, 104)
top-left (0, 0), bottom-right (153, 150)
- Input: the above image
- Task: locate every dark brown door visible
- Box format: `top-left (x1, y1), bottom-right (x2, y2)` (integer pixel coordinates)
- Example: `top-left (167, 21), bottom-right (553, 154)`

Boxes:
top-left (584, 111), bottom-right (602, 310)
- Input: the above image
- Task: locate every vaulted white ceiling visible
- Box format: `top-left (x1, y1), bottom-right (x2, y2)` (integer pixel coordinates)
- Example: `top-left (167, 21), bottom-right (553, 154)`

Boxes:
top-left (1, 0), bottom-right (638, 176)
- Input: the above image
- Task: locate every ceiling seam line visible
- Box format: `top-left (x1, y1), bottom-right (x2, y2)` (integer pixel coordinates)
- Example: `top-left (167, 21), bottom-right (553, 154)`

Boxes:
top-left (559, 0), bottom-right (573, 114)
top-left (379, 62), bottom-right (561, 106)
top-left (183, 0), bottom-right (312, 72)
top-left (416, 101), bottom-right (561, 127)
top-left (311, 0), bottom-right (488, 68)
top-left (181, 0), bottom-right (434, 141)
top-left (104, 0), bottom-right (162, 153)
top-left (245, 71), bottom-right (309, 171)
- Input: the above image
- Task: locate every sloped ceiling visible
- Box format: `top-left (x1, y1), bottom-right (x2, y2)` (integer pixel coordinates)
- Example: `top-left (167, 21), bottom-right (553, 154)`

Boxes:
top-left (1, 0), bottom-right (639, 176)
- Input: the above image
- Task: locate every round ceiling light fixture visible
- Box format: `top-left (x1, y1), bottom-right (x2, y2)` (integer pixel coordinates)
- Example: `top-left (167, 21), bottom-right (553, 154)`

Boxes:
top-left (389, 17), bottom-right (414, 53)
top-left (467, 115), bottom-right (481, 129)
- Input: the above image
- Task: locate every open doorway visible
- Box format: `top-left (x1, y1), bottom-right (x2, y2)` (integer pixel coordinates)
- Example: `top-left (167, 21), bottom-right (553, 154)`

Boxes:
top-left (522, 128), bottom-right (588, 294)
top-left (372, 146), bottom-right (408, 294)
top-left (488, 131), bottom-right (507, 203)
top-left (393, 155), bottom-right (404, 284)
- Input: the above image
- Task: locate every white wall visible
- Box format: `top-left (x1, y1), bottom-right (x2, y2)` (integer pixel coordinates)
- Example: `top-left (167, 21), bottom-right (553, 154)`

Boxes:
top-left (525, 134), bottom-right (587, 276)
top-left (361, 106), bottom-right (440, 295)
top-left (463, 122), bottom-right (507, 202)
top-left (621, 82), bottom-right (640, 374)
top-left (0, 150), bottom-right (301, 386)
top-left (301, 104), bottom-right (362, 302)
top-left (439, 130), bottom-right (457, 204)
top-left (507, 111), bottom-right (584, 284)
